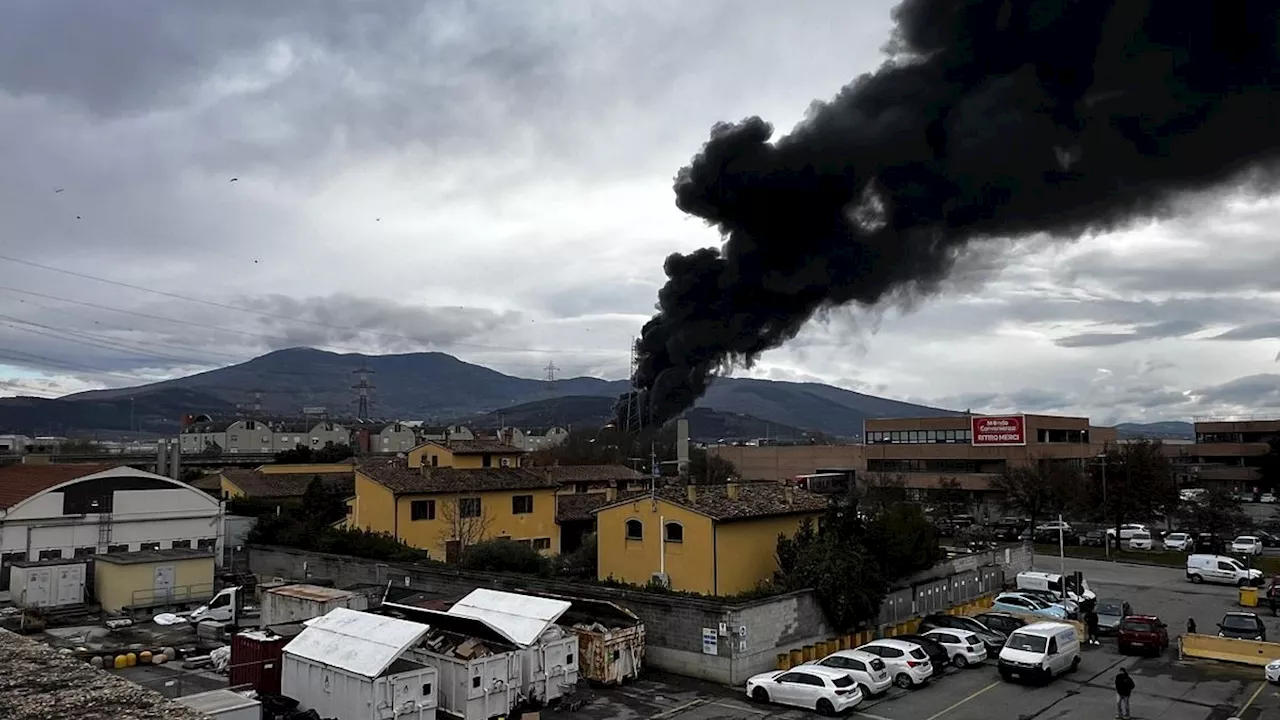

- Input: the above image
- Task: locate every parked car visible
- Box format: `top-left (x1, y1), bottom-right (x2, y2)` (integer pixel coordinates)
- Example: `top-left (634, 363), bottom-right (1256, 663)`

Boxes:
top-left (1162, 532), bottom-right (1193, 552)
top-left (992, 592), bottom-right (1069, 620)
top-left (1117, 615), bottom-right (1170, 656)
top-left (1093, 598), bottom-right (1133, 635)
top-left (917, 613), bottom-right (1007, 652)
top-left (1194, 533), bottom-right (1227, 554)
top-left (973, 612), bottom-right (1029, 637)
top-left (922, 628), bottom-right (988, 668)
top-left (1219, 612), bottom-right (1267, 641)
top-left (1127, 530), bottom-right (1154, 550)
top-left (1079, 530), bottom-right (1106, 547)
top-left (997, 622), bottom-right (1081, 684)
top-left (1018, 589), bottom-right (1080, 619)
top-left (1106, 523), bottom-right (1148, 540)
top-left (1232, 536), bottom-right (1265, 556)
top-left (993, 518), bottom-right (1026, 541)
top-left (1255, 529), bottom-right (1280, 548)
top-left (805, 649), bottom-right (893, 698)
top-left (1015, 570), bottom-right (1096, 603)
top-left (1263, 492), bottom-right (1277, 504)
top-left (746, 665), bottom-right (864, 715)
top-left (1187, 554), bottom-right (1265, 586)
top-left (855, 639), bottom-right (933, 689)
top-left (1036, 520), bottom-right (1073, 534)
top-left (894, 634), bottom-right (950, 677)
top-left (1267, 658), bottom-right (1280, 684)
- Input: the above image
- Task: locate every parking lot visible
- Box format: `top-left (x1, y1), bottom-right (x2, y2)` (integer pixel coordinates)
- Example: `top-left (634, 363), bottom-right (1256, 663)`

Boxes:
top-left (560, 558), bottom-right (1280, 720)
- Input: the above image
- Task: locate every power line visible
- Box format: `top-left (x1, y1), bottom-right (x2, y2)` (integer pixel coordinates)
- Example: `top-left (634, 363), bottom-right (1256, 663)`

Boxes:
top-left (0, 256), bottom-right (623, 356)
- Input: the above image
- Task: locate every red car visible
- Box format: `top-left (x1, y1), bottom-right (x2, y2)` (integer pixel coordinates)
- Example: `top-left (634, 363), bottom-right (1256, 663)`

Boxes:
top-left (1117, 615), bottom-right (1170, 656)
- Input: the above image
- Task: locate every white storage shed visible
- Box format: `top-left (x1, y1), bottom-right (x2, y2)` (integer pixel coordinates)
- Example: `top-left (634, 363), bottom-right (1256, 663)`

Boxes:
top-left (7, 558), bottom-right (87, 609)
top-left (448, 589), bottom-right (580, 704)
top-left (387, 603), bottom-right (525, 720)
top-left (262, 583), bottom-right (369, 627)
top-left (175, 688), bottom-right (263, 720)
top-left (282, 607), bottom-right (438, 720)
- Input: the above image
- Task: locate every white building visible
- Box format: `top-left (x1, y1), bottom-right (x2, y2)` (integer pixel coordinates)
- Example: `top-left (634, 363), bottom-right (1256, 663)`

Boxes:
top-left (0, 463), bottom-right (223, 593)
top-left (501, 427), bottom-right (570, 451)
top-left (0, 434), bottom-right (31, 454)
top-left (373, 422), bottom-right (418, 453)
top-left (180, 418), bottom-right (350, 455)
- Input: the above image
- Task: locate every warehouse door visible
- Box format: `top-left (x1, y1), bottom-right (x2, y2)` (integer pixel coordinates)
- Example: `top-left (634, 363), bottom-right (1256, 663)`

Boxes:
top-left (56, 565), bottom-right (84, 606)
top-left (154, 564), bottom-right (175, 603)
top-left (25, 569), bottom-right (52, 607)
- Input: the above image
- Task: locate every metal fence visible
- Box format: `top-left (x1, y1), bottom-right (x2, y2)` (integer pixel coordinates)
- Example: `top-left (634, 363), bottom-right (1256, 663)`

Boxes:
top-left (877, 564), bottom-right (1005, 626)
top-left (129, 583), bottom-right (216, 611)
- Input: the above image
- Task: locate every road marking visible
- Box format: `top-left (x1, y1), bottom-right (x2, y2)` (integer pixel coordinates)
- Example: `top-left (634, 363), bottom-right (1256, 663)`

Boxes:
top-left (853, 712), bottom-right (897, 720)
top-left (1235, 680), bottom-right (1266, 718)
top-left (921, 681), bottom-right (999, 720)
top-left (649, 699), bottom-right (707, 719)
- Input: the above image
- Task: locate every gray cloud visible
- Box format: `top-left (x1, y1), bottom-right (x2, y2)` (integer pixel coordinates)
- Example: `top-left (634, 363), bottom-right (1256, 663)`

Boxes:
top-left (1211, 321), bottom-right (1280, 341)
top-left (1191, 374), bottom-right (1280, 408)
top-left (1054, 319), bottom-right (1204, 348)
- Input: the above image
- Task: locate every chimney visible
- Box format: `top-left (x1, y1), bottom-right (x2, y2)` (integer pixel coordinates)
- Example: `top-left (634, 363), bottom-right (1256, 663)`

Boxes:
top-left (606, 486), bottom-right (617, 502)
top-left (783, 485), bottom-right (794, 506)
top-left (168, 440), bottom-right (181, 480)
top-left (686, 485), bottom-right (697, 504)
top-left (726, 480), bottom-right (740, 501)
top-left (156, 440), bottom-right (168, 477)
top-left (676, 417), bottom-right (690, 478)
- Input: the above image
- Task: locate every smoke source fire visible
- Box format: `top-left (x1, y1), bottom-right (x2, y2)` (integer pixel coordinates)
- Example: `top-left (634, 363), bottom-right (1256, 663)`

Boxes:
top-left (616, 0), bottom-right (1280, 429)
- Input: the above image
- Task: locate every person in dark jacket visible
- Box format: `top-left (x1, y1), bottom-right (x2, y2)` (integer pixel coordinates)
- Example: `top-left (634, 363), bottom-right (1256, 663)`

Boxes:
top-left (1086, 608), bottom-right (1101, 645)
top-left (1187, 617), bottom-right (1197, 635)
top-left (1115, 668), bottom-right (1135, 719)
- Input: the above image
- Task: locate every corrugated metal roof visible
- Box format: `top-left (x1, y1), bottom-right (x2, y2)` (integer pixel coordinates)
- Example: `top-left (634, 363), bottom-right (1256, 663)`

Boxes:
top-left (284, 608), bottom-right (428, 678)
top-left (447, 589), bottom-right (570, 647)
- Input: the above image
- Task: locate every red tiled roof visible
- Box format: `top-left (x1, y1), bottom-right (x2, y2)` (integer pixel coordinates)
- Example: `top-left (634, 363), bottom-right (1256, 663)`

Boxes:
top-left (594, 482), bottom-right (829, 521)
top-left (422, 439), bottom-right (526, 455)
top-left (540, 465), bottom-right (643, 484)
top-left (359, 461), bottom-right (558, 494)
top-left (0, 463), bottom-right (116, 509)
top-left (221, 468), bottom-right (354, 499)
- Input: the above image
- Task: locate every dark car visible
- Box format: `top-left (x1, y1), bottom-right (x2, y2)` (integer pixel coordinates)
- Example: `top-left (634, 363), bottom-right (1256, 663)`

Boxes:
top-left (896, 634), bottom-right (950, 677)
top-left (973, 612), bottom-right (1028, 637)
top-left (993, 518), bottom-right (1026, 542)
top-left (1118, 615), bottom-right (1169, 656)
top-left (1093, 598), bottom-right (1133, 635)
top-left (917, 613), bottom-right (1007, 652)
top-left (1195, 533), bottom-right (1227, 554)
top-left (1219, 612), bottom-right (1267, 641)
top-left (1079, 530), bottom-right (1106, 548)
top-left (1256, 530), bottom-right (1280, 548)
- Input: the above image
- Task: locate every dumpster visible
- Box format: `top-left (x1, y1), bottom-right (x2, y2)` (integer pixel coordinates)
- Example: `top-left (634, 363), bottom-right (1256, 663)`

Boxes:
top-left (1240, 586), bottom-right (1259, 608)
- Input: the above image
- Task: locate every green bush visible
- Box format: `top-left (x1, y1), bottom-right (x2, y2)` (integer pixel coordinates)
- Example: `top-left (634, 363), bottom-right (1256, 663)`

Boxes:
top-left (459, 538), bottom-right (552, 575)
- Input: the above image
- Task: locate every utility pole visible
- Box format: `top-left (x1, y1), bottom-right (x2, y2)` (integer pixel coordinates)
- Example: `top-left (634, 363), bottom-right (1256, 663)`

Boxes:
top-left (544, 361), bottom-right (559, 393)
top-left (352, 366), bottom-right (376, 422)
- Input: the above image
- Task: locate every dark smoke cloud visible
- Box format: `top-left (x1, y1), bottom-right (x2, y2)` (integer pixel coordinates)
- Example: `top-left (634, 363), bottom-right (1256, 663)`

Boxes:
top-left (617, 0), bottom-right (1280, 428)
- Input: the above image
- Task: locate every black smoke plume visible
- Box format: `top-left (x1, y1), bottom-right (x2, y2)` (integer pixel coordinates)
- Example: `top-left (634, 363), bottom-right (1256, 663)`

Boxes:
top-left (616, 0), bottom-right (1280, 429)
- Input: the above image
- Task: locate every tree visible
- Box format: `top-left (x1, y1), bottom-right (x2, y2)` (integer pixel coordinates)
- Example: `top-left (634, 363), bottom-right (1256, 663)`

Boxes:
top-left (274, 442), bottom-right (354, 464)
top-left (526, 426), bottom-right (739, 483)
top-left (775, 503), bottom-right (886, 632)
top-left (460, 538), bottom-right (551, 575)
top-left (1087, 441), bottom-right (1178, 535)
top-left (691, 451), bottom-right (738, 484)
top-left (556, 532), bottom-right (597, 579)
top-left (439, 494), bottom-right (493, 560)
top-left (301, 477), bottom-right (347, 526)
top-left (1179, 486), bottom-right (1249, 537)
top-left (1257, 438), bottom-right (1280, 493)
top-left (865, 503), bottom-right (945, 579)
top-left (991, 461), bottom-right (1076, 552)
top-left (857, 472), bottom-right (909, 516)
top-left (934, 477), bottom-right (970, 521)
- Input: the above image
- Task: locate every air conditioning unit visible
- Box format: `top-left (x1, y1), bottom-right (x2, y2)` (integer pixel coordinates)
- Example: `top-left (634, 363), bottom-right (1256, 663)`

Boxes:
top-left (500, 457), bottom-right (511, 468)
top-left (649, 572), bottom-right (670, 588)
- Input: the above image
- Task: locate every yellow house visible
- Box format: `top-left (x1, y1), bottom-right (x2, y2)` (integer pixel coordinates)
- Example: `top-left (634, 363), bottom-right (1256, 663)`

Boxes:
top-left (258, 462), bottom-right (356, 475)
top-left (216, 467), bottom-right (354, 501)
top-left (406, 439), bottom-right (527, 470)
top-left (93, 548), bottom-right (216, 613)
top-left (350, 459), bottom-right (560, 562)
top-left (594, 482), bottom-right (829, 596)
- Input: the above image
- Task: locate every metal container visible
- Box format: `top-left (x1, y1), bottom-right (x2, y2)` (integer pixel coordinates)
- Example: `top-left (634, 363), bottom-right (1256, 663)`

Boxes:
top-left (407, 646), bottom-right (521, 720)
top-left (7, 559), bottom-right (87, 609)
top-left (175, 688), bottom-right (262, 720)
top-left (570, 621), bottom-right (645, 685)
top-left (519, 626), bottom-right (580, 704)
top-left (230, 627), bottom-right (301, 695)
top-left (261, 583), bottom-right (368, 626)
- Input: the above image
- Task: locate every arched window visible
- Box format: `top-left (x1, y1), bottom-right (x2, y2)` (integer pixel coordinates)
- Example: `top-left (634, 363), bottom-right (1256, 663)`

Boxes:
top-left (664, 522), bottom-right (684, 543)
top-left (625, 519), bottom-right (643, 540)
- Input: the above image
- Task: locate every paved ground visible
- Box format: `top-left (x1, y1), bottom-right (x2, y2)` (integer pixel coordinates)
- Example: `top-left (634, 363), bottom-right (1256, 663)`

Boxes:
top-left (557, 558), bottom-right (1280, 720)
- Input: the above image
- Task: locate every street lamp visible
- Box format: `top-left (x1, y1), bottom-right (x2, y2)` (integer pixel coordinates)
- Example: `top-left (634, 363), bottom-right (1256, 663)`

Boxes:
top-left (1089, 451), bottom-right (1110, 559)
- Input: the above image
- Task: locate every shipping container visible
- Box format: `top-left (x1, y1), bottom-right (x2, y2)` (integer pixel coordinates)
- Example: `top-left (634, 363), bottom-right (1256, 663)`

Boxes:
top-left (7, 558), bottom-right (87, 609)
top-left (447, 588), bottom-right (578, 704)
top-left (282, 607), bottom-right (437, 720)
top-left (553, 595), bottom-right (645, 685)
top-left (388, 603), bottom-right (526, 720)
top-left (175, 688), bottom-right (263, 720)
top-left (261, 583), bottom-right (368, 626)
top-left (230, 626), bottom-right (303, 695)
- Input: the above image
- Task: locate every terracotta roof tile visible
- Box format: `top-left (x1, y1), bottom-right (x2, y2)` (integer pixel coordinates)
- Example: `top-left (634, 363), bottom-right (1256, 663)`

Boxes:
top-left (594, 482), bottom-right (829, 521)
top-left (0, 463), bottom-right (117, 509)
top-left (443, 439), bottom-right (524, 454)
top-left (541, 465), bottom-right (643, 484)
top-left (221, 468), bottom-right (354, 498)
top-left (359, 461), bottom-right (557, 494)
top-left (556, 493), bottom-right (614, 522)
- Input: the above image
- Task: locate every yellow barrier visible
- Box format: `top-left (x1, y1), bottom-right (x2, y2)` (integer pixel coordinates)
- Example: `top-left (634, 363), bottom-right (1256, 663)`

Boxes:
top-left (1180, 633), bottom-right (1280, 667)
top-left (790, 648), bottom-right (804, 667)
top-left (777, 652), bottom-right (790, 670)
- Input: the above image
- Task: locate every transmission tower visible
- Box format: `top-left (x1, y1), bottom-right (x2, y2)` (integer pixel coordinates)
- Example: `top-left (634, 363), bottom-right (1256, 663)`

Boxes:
top-left (352, 366), bottom-right (376, 421)
top-left (624, 338), bottom-right (638, 434)
top-left (544, 361), bottom-right (559, 393)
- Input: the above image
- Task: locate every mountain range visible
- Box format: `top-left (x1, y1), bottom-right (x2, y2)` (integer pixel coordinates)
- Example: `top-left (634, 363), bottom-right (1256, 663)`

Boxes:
top-left (0, 347), bottom-right (956, 439)
top-left (1113, 421), bottom-right (1195, 440)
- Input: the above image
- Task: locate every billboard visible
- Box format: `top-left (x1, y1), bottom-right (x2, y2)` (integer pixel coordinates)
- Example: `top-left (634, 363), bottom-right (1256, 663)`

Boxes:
top-left (971, 415), bottom-right (1027, 446)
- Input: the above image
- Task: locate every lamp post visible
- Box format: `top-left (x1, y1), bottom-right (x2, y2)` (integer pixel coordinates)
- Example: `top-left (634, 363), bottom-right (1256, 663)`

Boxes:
top-left (1090, 451), bottom-right (1110, 559)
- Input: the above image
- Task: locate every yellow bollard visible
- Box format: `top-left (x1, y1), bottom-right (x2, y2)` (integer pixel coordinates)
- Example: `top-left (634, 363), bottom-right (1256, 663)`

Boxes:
top-left (777, 653), bottom-right (791, 670)
top-left (125, 652), bottom-right (137, 667)
top-left (114, 655), bottom-right (127, 669)
top-left (803, 644), bottom-right (816, 662)
top-left (838, 635), bottom-right (850, 651)
top-left (140, 650), bottom-right (153, 665)
top-left (790, 648), bottom-right (804, 667)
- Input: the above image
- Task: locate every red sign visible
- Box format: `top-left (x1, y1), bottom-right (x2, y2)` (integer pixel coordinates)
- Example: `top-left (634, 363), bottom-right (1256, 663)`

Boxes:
top-left (971, 415), bottom-right (1027, 446)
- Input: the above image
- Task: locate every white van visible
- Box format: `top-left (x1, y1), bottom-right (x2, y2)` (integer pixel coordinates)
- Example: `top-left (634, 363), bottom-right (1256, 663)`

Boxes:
top-left (1015, 571), bottom-right (1096, 603)
top-left (1186, 554), bottom-right (1264, 586)
top-left (997, 622), bottom-right (1080, 684)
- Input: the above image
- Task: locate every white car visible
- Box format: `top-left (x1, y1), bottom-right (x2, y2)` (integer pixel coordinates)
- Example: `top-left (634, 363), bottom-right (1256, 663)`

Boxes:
top-left (922, 629), bottom-right (988, 668)
top-left (855, 638), bottom-right (934, 689)
top-left (1106, 523), bottom-right (1148, 540)
top-left (1163, 532), bottom-right (1192, 551)
top-left (1232, 536), bottom-right (1264, 556)
top-left (1036, 520), bottom-right (1073, 533)
top-left (1266, 658), bottom-right (1280, 684)
top-left (1127, 531), bottom-right (1153, 550)
top-left (1263, 493), bottom-right (1278, 504)
top-left (806, 649), bottom-right (894, 697)
top-left (745, 665), bottom-right (864, 714)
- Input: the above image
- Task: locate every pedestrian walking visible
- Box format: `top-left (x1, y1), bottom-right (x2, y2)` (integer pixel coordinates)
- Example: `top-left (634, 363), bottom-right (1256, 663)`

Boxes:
top-left (1086, 608), bottom-right (1101, 645)
top-left (1187, 617), bottom-right (1197, 635)
top-left (1115, 668), bottom-right (1135, 719)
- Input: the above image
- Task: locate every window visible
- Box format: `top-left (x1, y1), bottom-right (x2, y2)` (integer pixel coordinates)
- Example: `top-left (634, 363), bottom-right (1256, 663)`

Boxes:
top-left (512, 495), bottom-right (534, 514)
top-left (625, 519), bottom-right (643, 540)
top-left (566, 652), bottom-right (574, 666)
top-left (574, 482), bottom-right (589, 494)
top-left (411, 500), bottom-right (436, 521)
top-left (38, 549), bottom-right (62, 560)
top-left (107, 543), bottom-right (129, 553)
top-left (482, 453), bottom-right (493, 468)
top-left (171, 540), bottom-right (191, 549)
top-left (532, 538), bottom-right (551, 551)
top-left (197, 538), bottom-right (218, 550)
top-left (140, 542), bottom-right (160, 551)
top-left (422, 683), bottom-right (432, 697)
top-left (459, 497), bottom-right (482, 519)
top-left (471, 676), bottom-right (482, 689)
top-left (664, 522), bottom-right (683, 543)
top-left (430, 455), bottom-right (439, 467)
top-left (64, 492), bottom-right (113, 515)
top-left (516, 539), bottom-right (533, 547)
top-left (73, 547), bottom-right (96, 558)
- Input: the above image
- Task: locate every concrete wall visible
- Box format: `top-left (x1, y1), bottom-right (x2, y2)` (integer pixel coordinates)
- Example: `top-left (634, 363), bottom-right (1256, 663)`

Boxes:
top-left (248, 544), bottom-right (829, 685)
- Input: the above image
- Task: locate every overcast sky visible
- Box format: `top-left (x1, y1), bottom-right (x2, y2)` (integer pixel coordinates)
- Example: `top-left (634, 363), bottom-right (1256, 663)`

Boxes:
top-left (1, 0), bottom-right (1278, 426)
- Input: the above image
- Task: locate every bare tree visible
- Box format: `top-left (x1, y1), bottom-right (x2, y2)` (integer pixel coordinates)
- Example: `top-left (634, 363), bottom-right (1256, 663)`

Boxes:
top-left (991, 459), bottom-right (1077, 559)
top-left (857, 472), bottom-right (909, 516)
top-left (439, 495), bottom-right (493, 562)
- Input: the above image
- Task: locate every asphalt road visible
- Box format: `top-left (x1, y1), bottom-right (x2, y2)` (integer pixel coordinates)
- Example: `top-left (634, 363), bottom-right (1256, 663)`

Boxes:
top-left (564, 557), bottom-right (1279, 720)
